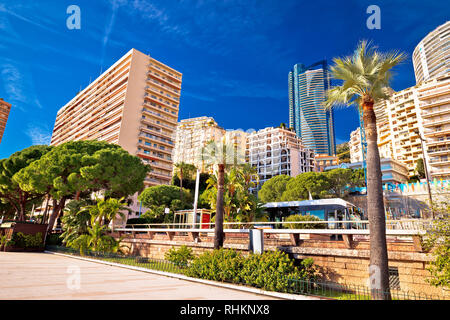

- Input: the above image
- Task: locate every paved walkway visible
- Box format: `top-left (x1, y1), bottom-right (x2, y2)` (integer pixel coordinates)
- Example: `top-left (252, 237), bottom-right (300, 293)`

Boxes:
top-left (0, 252), bottom-right (276, 300)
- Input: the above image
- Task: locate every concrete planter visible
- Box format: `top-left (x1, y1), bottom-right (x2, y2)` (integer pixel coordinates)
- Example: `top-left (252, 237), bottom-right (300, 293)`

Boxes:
top-left (0, 222), bottom-right (48, 252)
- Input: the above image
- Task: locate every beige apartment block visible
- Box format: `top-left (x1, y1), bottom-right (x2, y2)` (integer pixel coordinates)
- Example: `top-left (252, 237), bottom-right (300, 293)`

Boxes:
top-left (0, 98), bottom-right (11, 144)
top-left (173, 117), bottom-right (225, 171)
top-left (246, 127), bottom-right (315, 189)
top-left (50, 48), bottom-right (182, 187)
top-left (413, 21), bottom-right (449, 84)
top-left (349, 73), bottom-right (450, 179)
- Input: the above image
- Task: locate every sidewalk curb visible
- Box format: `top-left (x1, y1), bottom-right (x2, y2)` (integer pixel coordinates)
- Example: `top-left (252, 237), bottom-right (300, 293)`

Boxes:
top-left (45, 250), bottom-right (323, 300)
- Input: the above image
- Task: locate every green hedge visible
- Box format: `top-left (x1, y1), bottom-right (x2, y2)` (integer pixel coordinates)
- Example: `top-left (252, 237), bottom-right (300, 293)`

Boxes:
top-left (185, 249), bottom-right (318, 292)
top-left (165, 245), bottom-right (195, 268)
top-left (284, 214), bottom-right (326, 229)
top-left (10, 232), bottom-right (44, 248)
top-left (126, 217), bottom-right (151, 228)
top-left (45, 233), bottom-right (63, 246)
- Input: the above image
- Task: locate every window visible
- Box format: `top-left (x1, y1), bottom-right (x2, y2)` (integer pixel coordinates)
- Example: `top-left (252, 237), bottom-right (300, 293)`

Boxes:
top-left (389, 267), bottom-right (400, 290)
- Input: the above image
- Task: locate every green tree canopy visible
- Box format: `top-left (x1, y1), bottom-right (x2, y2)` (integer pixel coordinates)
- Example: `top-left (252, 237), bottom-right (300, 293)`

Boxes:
top-left (416, 158), bottom-right (425, 179)
top-left (258, 175), bottom-right (292, 203)
top-left (0, 145), bottom-right (53, 221)
top-left (281, 172), bottom-right (331, 201)
top-left (14, 140), bottom-right (150, 230)
top-left (326, 168), bottom-right (354, 198)
top-left (138, 185), bottom-right (193, 223)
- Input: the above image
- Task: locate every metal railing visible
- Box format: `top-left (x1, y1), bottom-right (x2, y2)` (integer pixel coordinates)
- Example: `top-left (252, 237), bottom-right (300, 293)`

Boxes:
top-left (287, 278), bottom-right (443, 300)
top-left (115, 219), bottom-right (432, 236)
top-left (46, 245), bottom-right (184, 274)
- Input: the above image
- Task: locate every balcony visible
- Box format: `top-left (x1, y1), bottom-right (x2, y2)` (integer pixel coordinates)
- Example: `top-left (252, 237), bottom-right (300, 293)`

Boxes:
top-left (141, 108), bottom-right (177, 125)
top-left (147, 70), bottom-right (181, 89)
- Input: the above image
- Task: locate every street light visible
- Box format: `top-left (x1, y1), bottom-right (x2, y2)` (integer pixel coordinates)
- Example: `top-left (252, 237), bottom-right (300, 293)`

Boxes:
top-left (414, 129), bottom-right (434, 219)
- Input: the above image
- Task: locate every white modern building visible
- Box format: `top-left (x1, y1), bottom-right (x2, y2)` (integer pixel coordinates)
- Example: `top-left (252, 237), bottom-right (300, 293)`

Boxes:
top-left (349, 73), bottom-right (450, 179)
top-left (413, 21), bottom-right (450, 84)
top-left (246, 127), bottom-right (315, 189)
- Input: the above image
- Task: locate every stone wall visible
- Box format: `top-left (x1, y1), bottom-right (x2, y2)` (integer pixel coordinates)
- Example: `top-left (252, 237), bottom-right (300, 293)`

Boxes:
top-left (113, 231), bottom-right (449, 299)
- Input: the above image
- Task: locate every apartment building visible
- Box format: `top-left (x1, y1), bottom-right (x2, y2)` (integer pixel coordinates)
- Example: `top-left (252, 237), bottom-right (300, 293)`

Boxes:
top-left (173, 117), bottom-right (225, 171)
top-left (325, 158), bottom-right (409, 184)
top-left (50, 48), bottom-right (182, 187)
top-left (172, 116), bottom-right (249, 172)
top-left (246, 127), bottom-right (315, 189)
top-left (349, 127), bottom-right (363, 163)
top-left (413, 21), bottom-right (450, 84)
top-left (417, 74), bottom-right (450, 179)
top-left (349, 73), bottom-right (450, 179)
top-left (0, 98), bottom-right (11, 144)
top-left (314, 154), bottom-right (339, 172)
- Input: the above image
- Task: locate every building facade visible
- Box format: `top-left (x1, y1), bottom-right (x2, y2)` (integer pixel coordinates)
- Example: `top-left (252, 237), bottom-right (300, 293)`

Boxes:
top-left (0, 98), bottom-right (11, 144)
top-left (50, 48), bottom-right (182, 187)
top-left (288, 61), bottom-right (336, 156)
top-left (314, 154), bottom-right (339, 172)
top-left (349, 127), bottom-right (363, 163)
top-left (246, 127), bottom-right (315, 189)
top-left (413, 21), bottom-right (450, 84)
top-left (417, 74), bottom-right (450, 179)
top-left (325, 158), bottom-right (409, 185)
top-left (173, 117), bottom-right (225, 172)
top-left (349, 73), bottom-right (450, 179)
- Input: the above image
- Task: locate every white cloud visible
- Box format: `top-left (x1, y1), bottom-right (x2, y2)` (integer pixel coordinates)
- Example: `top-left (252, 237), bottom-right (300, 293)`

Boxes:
top-left (26, 125), bottom-right (52, 145)
top-left (0, 62), bottom-right (43, 111)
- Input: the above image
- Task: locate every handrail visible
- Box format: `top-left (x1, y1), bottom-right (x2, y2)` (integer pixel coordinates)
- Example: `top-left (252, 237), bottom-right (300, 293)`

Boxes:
top-left (113, 227), bottom-right (425, 236)
top-left (121, 219), bottom-right (432, 229)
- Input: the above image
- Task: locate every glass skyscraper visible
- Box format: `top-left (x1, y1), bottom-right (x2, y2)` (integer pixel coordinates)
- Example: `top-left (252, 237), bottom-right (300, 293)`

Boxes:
top-left (288, 61), bottom-right (336, 156)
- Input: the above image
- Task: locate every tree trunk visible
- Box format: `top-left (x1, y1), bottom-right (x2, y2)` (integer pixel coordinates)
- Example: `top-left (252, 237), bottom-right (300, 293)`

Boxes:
top-left (41, 195), bottom-right (50, 224)
top-left (179, 168), bottom-right (183, 204)
top-left (47, 197), bottom-right (67, 233)
top-left (214, 164), bottom-right (225, 249)
top-left (18, 202), bottom-right (26, 222)
top-left (17, 191), bottom-right (27, 221)
top-left (363, 99), bottom-right (391, 300)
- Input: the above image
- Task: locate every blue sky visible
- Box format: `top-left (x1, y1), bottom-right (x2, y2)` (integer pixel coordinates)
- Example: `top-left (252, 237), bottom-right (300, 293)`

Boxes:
top-left (0, 0), bottom-right (448, 158)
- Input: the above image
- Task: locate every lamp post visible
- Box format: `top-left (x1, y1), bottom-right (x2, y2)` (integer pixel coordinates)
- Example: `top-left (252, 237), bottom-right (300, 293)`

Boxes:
top-left (414, 130), bottom-right (434, 219)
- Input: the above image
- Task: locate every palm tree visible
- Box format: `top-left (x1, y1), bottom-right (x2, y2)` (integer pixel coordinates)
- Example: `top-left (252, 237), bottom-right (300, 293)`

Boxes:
top-left (200, 137), bottom-right (245, 248)
top-left (325, 40), bottom-right (406, 300)
top-left (173, 162), bottom-right (196, 203)
top-left (82, 197), bottom-right (129, 227)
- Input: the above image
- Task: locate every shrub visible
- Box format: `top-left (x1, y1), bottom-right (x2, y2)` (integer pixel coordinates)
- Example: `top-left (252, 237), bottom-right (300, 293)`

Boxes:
top-left (240, 250), bottom-right (311, 292)
top-left (165, 245), bottom-right (194, 268)
top-left (10, 232), bottom-right (44, 248)
top-left (126, 217), bottom-right (152, 228)
top-left (0, 235), bottom-right (7, 246)
top-left (185, 249), bottom-right (244, 283)
top-left (284, 214), bottom-right (326, 229)
top-left (185, 249), bottom-right (319, 293)
top-left (46, 233), bottom-right (63, 246)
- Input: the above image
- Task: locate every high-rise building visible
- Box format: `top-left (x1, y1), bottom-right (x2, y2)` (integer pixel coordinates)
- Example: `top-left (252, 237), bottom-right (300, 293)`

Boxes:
top-left (173, 117), bottom-right (225, 171)
top-left (288, 61), bottom-right (336, 156)
top-left (349, 73), bottom-right (450, 179)
top-left (413, 21), bottom-right (450, 84)
top-left (50, 48), bottom-right (182, 187)
top-left (0, 98), bottom-right (11, 144)
top-left (246, 127), bottom-right (315, 189)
